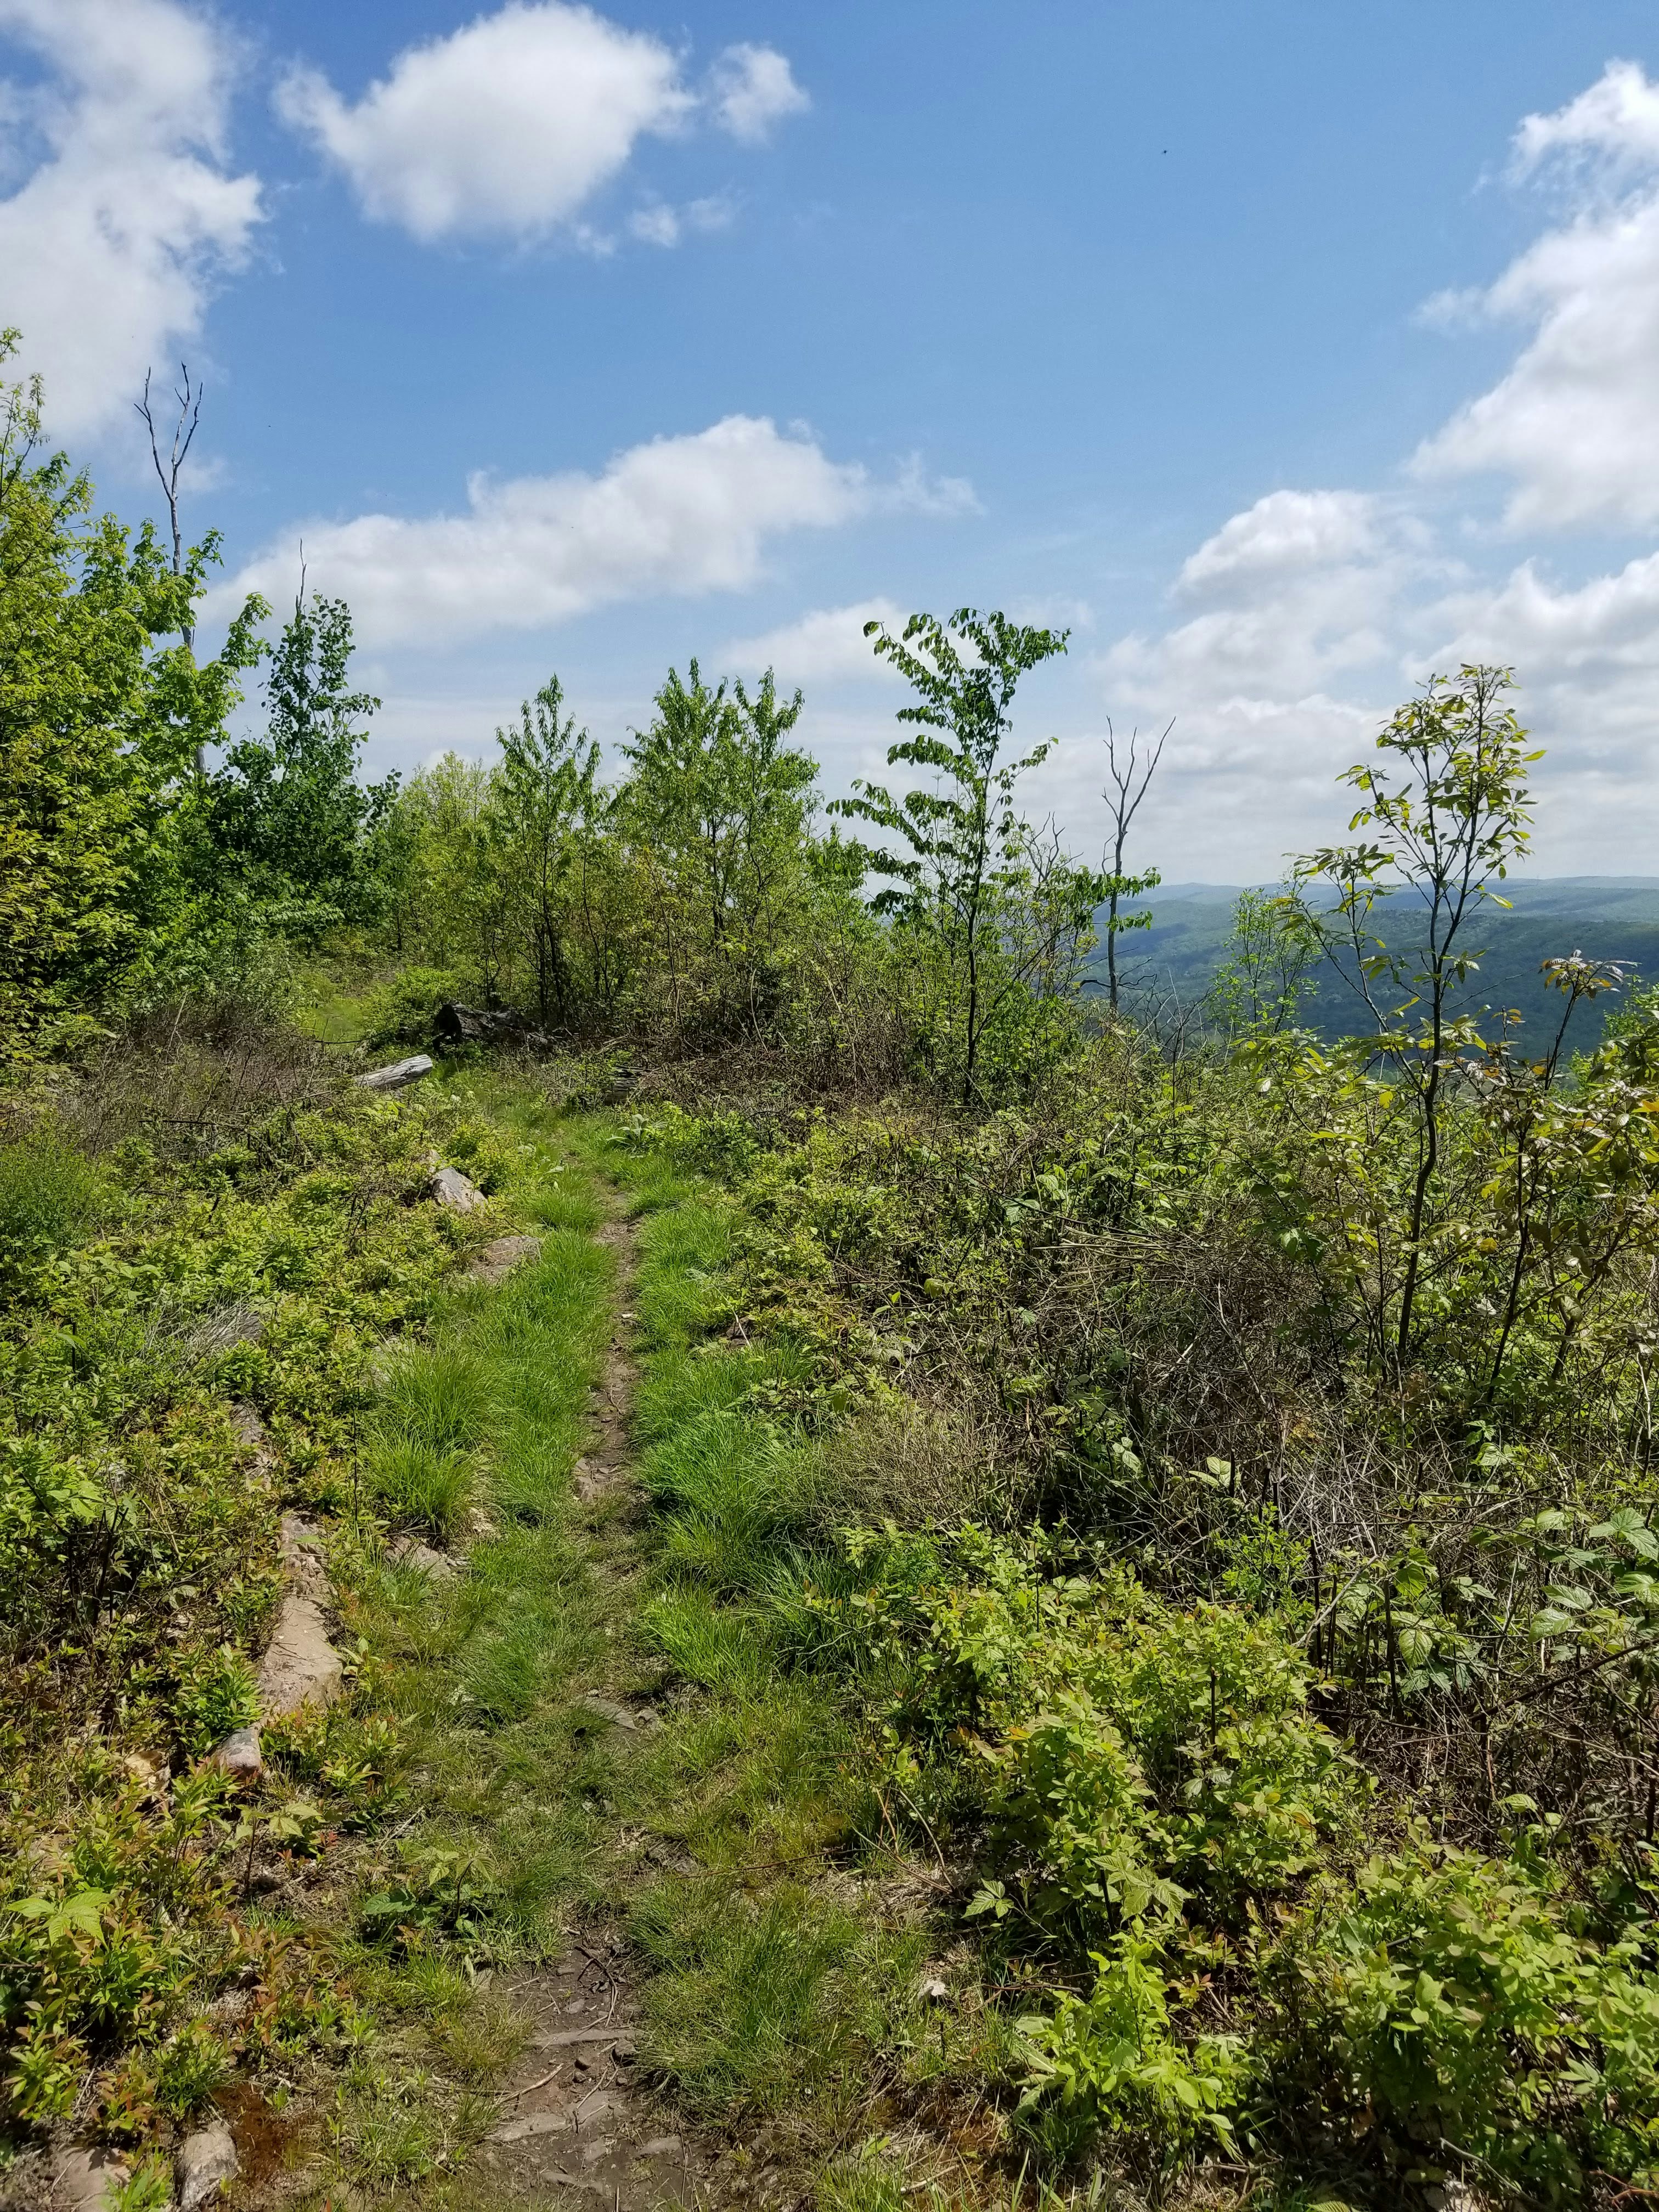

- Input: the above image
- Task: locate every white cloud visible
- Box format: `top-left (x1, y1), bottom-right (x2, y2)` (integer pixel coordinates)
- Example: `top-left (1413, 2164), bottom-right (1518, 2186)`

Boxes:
top-left (709, 43), bottom-right (809, 145)
top-left (277, 3), bottom-right (805, 247)
top-left (0, 0), bottom-right (261, 441)
top-left (627, 194), bottom-right (731, 249)
top-left (1414, 60), bottom-right (1659, 529)
top-left (1176, 489), bottom-right (1382, 594)
top-left (219, 417), bottom-right (964, 650)
top-left (724, 598), bottom-right (912, 684)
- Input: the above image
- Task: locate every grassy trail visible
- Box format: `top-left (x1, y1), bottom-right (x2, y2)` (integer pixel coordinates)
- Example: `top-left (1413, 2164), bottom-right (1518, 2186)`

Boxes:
top-left (325, 1094), bottom-right (917, 2212)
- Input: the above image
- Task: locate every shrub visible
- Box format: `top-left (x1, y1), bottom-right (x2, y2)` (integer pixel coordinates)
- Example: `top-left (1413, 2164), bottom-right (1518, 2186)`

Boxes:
top-left (1016, 1936), bottom-right (1249, 2182)
top-left (0, 1130), bottom-right (105, 1259)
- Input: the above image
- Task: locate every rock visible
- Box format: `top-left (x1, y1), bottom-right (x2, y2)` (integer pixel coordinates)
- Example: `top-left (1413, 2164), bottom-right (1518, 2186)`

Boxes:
top-left (206, 1728), bottom-right (264, 1785)
top-left (229, 1401), bottom-right (267, 1448)
top-left (53, 2148), bottom-right (129, 2211)
top-left (355, 1054), bottom-right (433, 1092)
top-left (467, 1233), bottom-right (542, 1284)
top-left (387, 1534), bottom-right (458, 1582)
top-left (491, 2111), bottom-right (575, 2145)
top-left (433, 1002), bottom-right (548, 1051)
top-left (177, 2122), bottom-right (239, 2209)
top-left (527, 2028), bottom-right (638, 2052)
top-left (278, 1513), bottom-right (329, 1605)
top-left (577, 1692), bottom-right (654, 1733)
top-left (257, 1593), bottom-right (342, 1718)
top-left (431, 1165), bottom-right (487, 1212)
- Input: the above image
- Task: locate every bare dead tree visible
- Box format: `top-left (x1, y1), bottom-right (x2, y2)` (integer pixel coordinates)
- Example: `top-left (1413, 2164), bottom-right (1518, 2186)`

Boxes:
top-left (137, 362), bottom-right (206, 770)
top-left (137, 365), bottom-right (204, 639)
top-left (1101, 715), bottom-right (1171, 1009)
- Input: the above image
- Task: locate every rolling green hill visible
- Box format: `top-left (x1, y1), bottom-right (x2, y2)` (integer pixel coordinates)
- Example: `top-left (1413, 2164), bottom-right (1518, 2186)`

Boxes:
top-left (1094, 877), bottom-right (1659, 1052)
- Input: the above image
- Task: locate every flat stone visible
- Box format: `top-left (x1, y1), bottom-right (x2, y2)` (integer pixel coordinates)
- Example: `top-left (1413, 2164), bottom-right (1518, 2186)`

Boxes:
top-left (387, 1535), bottom-right (458, 1582)
top-left (206, 1728), bottom-right (264, 1786)
top-left (431, 1164), bottom-right (487, 1212)
top-left (491, 2111), bottom-right (573, 2145)
top-left (355, 1054), bottom-right (433, 1092)
top-left (577, 1692), bottom-right (654, 1733)
top-left (467, 1233), bottom-right (541, 1284)
top-left (257, 1592), bottom-right (342, 1718)
top-left (279, 1512), bottom-right (329, 1604)
top-left (177, 2123), bottom-right (239, 2210)
top-left (229, 1401), bottom-right (268, 1448)
top-left (53, 2148), bottom-right (129, 2211)
top-left (527, 2028), bottom-right (637, 2053)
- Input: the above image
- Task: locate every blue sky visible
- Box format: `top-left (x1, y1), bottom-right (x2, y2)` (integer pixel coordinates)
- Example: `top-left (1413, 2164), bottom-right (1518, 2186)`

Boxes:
top-left (8, 1), bottom-right (1659, 877)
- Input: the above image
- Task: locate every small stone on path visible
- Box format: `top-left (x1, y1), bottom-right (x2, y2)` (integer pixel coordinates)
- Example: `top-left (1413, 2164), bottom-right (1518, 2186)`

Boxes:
top-left (206, 1728), bottom-right (264, 1785)
top-left (431, 1164), bottom-right (487, 1211)
top-left (53, 2147), bottom-right (129, 2211)
top-left (467, 1232), bottom-right (541, 1283)
top-left (177, 2123), bottom-right (239, 2209)
top-left (257, 1592), bottom-right (342, 1718)
top-left (387, 1534), bottom-right (458, 1581)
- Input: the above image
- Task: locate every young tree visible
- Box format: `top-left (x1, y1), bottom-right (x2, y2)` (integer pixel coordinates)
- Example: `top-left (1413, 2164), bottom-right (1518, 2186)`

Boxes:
top-left (832, 607), bottom-right (1080, 1097)
top-left (620, 660), bottom-right (817, 1035)
top-left (0, 332), bottom-right (266, 1045)
top-left (493, 675), bottom-right (602, 1028)
top-left (1290, 664), bottom-right (1539, 1361)
top-left (1099, 717), bottom-right (1169, 1011)
top-left (210, 586), bottom-right (391, 931)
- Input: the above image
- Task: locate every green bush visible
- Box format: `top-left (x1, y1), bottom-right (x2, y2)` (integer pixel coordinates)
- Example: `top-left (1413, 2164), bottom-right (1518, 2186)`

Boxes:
top-left (1016, 1936), bottom-right (1249, 2180)
top-left (0, 1131), bottom-right (105, 1259)
top-left (1275, 1841), bottom-right (1659, 2199)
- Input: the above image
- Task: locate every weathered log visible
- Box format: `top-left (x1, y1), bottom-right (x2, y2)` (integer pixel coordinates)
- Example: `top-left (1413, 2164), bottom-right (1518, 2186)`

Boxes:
top-left (356, 1053), bottom-right (434, 1092)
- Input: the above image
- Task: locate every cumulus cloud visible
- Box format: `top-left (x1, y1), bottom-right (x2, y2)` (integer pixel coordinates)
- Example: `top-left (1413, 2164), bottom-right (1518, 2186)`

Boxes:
top-left (277, 3), bottom-right (805, 246)
top-left (219, 419), bottom-right (963, 650)
top-left (724, 598), bottom-right (912, 684)
top-left (709, 43), bottom-right (809, 144)
top-left (1414, 60), bottom-right (1659, 529)
top-left (0, 0), bottom-right (262, 440)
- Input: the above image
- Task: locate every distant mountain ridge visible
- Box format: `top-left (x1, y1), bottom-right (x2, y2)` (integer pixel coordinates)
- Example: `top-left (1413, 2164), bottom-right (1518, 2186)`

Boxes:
top-left (1093, 877), bottom-right (1659, 1049)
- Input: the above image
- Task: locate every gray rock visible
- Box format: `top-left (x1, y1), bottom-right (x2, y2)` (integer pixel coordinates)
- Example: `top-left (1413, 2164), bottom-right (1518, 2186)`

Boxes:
top-left (278, 1512), bottom-right (329, 1604)
top-left (355, 1054), bottom-right (433, 1092)
top-left (257, 1592), bottom-right (342, 1718)
top-left (177, 2121), bottom-right (239, 2209)
top-left (206, 1728), bottom-right (264, 1786)
top-left (53, 2148), bottom-right (129, 2211)
top-left (387, 1534), bottom-right (458, 1582)
top-left (467, 1232), bottom-right (541, 1284)
top-left (430, 1164), bottom-right (487, 1212)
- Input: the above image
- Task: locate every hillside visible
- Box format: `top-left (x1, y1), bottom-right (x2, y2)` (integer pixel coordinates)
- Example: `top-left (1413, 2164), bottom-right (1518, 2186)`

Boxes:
top-left (1101, 877), bottom-right (1659, 1050)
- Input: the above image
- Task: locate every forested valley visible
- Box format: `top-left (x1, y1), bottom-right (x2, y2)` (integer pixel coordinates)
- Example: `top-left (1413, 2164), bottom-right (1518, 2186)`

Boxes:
top-left (10, 330), bottom-right (1659, 2212)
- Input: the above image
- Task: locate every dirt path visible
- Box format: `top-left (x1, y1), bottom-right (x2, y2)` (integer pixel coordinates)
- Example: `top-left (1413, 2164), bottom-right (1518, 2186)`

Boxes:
top-left (475, 1205), bottom-right (735, 2212)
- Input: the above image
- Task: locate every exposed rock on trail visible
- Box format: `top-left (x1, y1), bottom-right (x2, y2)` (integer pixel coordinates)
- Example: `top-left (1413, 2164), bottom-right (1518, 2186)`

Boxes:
top-left (468, 1231), bottom-right (543, 1283)
top-left (430, 1163), bottom-right (487, 1211)
top-left (256, 1514), bottom-right (343, 1719)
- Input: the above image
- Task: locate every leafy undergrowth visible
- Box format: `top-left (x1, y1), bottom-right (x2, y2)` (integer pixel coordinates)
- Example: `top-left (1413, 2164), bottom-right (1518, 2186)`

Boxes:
top-left (0, 1034), bottom-right (583, 2204)
top-left (593, 1086), bottom-right (1659, 2212)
